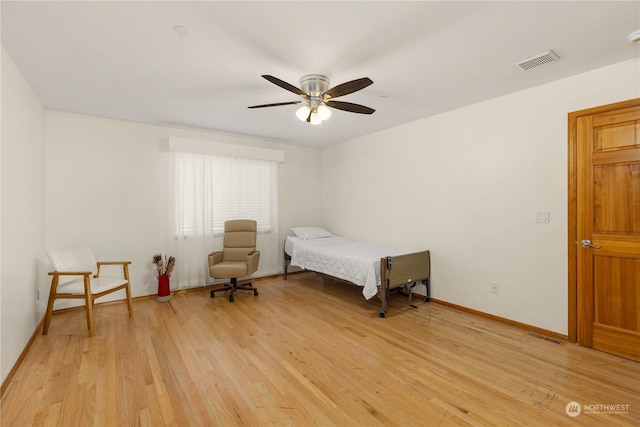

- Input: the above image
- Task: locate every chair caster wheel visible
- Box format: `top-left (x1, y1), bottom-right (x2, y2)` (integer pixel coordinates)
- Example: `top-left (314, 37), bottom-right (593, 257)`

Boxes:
top-left (210, 291), bottom-right (215, 298)
top-left (229, 295), bottom-right (235, 302)
top-left (378, 310), bottom-right (386, 318)
top-left (423, 296), bottom-right (430, 302)
top-left (254, 289), bottom-right (259, 296)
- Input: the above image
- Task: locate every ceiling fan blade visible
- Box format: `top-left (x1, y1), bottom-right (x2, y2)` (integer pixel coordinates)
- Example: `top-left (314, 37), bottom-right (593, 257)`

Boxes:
top-left (261, 75), bottom-right (308, 97)
top-left (326, 100), bottom-right (375, 115)
top-left (248, 101), bottom-right (302, 109)
top-left (323, 77), bottom-right (373, 99)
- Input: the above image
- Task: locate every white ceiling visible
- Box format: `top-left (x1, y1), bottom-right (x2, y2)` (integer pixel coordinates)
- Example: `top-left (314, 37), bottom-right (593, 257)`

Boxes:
top-left (2, 1), bottom-right (639, 147)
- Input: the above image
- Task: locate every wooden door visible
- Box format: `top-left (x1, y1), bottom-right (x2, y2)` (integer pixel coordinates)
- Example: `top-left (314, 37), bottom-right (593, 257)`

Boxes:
top-left (568, 99), bottom-right (640, 361)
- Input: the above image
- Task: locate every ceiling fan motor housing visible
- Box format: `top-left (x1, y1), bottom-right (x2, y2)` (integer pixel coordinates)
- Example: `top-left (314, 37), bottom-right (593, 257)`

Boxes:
top-left (300, 74), bottom-right (330, 97)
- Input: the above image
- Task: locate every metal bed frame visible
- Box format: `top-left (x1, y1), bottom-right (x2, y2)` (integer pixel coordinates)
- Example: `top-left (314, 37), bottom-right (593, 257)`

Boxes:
top-left (283, 242), bottom-right (430, 317)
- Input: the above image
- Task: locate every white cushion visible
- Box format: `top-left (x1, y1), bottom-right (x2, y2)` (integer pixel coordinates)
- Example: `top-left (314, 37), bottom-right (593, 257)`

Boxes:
top-left (291, 226), bottom-right (332, 240)
top-left (47, 246), bottom-right (99, 286)
top-left (47, 246), bottom-right (97, 274)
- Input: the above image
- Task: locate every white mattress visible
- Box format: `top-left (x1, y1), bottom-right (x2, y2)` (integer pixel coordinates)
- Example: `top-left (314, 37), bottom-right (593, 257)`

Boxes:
top-left (285, 235), bottom-right (409, 299)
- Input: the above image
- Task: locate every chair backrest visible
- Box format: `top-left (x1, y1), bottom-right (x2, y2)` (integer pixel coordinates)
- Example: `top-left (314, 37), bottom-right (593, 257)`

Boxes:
top-left (223, 220), bottom-right (257, 262)
top-left (47, 246), bottom-right (98, 284)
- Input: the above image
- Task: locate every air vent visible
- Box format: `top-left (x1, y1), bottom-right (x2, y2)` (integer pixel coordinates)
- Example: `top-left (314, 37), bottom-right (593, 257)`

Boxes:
top-left (515, 50), bottom-right (559, 71)
top-left (527, 331), bottom-right (564, 345)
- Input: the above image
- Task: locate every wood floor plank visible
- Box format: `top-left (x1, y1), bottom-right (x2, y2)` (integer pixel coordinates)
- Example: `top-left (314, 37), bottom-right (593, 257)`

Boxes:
top-left (2, 272), bottom-right (639, 426)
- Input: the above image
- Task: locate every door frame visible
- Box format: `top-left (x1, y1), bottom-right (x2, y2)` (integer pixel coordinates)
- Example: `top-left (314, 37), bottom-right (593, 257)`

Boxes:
top-left (567, 97), bottom-right (640, 343)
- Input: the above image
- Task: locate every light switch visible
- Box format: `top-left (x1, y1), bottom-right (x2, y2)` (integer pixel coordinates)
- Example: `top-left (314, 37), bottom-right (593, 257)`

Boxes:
top-left (535, 210), bottom-right (550, 223)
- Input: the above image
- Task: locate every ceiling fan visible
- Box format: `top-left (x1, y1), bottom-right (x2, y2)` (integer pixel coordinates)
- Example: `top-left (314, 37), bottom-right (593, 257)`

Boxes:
top-left (248, 74), bottom-right (375, 125)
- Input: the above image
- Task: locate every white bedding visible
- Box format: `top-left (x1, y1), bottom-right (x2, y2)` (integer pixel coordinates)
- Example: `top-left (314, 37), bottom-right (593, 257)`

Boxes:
top-left (285, 236), bottom-right (410, 299)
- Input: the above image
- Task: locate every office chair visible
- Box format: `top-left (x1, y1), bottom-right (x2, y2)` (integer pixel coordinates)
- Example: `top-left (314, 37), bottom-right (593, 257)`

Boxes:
top-left (208, 219), bottom-right (260, 302)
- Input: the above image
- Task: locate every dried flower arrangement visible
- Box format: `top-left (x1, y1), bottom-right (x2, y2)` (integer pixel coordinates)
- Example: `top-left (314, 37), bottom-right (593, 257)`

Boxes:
top-left (152, 254), bottom-right (176, 277)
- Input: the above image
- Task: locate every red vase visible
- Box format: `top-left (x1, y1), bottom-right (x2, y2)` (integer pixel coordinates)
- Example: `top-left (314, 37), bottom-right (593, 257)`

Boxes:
top-left (157, 275), bottom-right (171, 302)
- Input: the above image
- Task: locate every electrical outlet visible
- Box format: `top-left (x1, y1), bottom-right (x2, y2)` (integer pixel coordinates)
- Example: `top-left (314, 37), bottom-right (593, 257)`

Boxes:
top-left (490, 282), bottom-right (499, 294)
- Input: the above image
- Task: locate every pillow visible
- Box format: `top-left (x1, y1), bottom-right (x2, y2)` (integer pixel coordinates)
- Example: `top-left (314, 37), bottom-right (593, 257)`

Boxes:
top-left (291, 226), bottom-right (332, 240)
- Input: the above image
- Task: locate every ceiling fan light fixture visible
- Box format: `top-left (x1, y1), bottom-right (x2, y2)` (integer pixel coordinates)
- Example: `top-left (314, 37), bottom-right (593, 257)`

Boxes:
top-left (310, 110), bottom-right (322, 125)
top-left (317, 103), bottom-right (332, 121)
top-left (296, 105), bottom-right (311, 121)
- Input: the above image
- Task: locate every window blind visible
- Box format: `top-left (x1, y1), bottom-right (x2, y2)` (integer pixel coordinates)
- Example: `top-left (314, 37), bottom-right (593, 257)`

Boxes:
top-left (173, 152), bottom-right (276, 238)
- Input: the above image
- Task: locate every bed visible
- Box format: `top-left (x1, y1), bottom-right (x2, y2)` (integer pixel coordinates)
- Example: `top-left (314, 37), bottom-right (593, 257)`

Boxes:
top-left (283, 227), bottom-right (431, 317)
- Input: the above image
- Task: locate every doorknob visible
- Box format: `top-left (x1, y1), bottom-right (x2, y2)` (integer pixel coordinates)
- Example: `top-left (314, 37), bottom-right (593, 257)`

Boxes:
top-left (580, 239), bottom-right (601, 249)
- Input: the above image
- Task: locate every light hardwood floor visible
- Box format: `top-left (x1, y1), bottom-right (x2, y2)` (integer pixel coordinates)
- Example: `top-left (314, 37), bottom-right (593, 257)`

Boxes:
top-left (2, 272), bottom-right (639, 426)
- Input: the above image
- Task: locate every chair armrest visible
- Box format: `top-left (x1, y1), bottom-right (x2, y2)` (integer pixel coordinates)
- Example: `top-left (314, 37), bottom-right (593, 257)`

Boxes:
top-left (208, 251), bottom-right (223, 266)
top-left (97, 261), bottom-right (131, 266)
top-left (246, 251), bottom-right (260, 275)
top-left (48, 271), bottom-right (92, 276)
top-left (96, 261), bottom-right (131, 278)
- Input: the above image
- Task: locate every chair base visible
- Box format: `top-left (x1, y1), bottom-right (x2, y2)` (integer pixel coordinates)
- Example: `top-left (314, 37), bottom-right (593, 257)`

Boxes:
top-left (210, 278), bottom-right (259, 302)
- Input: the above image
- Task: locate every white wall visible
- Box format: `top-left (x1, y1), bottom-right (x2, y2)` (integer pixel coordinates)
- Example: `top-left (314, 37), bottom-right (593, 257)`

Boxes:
top-left (43, 111), bottom-right (322, 303)
top-left (321, 58), bottom-right (640, 335)
top-left (1, 46), bottom-right (46, 384)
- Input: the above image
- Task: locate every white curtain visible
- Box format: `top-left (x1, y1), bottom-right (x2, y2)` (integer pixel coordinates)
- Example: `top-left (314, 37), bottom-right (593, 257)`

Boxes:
top-left (166, 151), bottom-right (280, 289)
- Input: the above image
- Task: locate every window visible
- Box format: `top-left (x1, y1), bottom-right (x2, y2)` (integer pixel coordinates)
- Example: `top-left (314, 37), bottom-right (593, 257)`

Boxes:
top-left (172, 152), bottom-right (277, 238)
